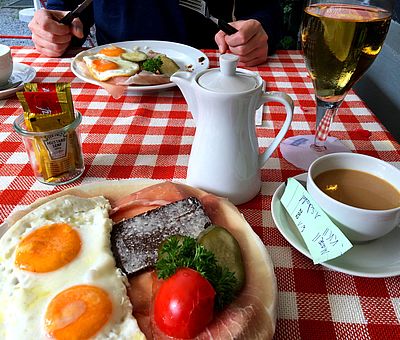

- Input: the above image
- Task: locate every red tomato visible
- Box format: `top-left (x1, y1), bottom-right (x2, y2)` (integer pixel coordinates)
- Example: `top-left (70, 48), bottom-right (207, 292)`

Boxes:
top-left (153, 268), bottom-right (215, 339)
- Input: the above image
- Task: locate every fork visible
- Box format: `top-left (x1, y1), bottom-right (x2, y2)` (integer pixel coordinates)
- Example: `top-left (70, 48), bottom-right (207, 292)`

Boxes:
top-left (179, 0), bottom-right (238, 35)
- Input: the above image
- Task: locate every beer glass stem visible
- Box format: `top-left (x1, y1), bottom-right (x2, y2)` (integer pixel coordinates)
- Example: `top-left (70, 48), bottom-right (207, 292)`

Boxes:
top-left (311, 97), bottom-right (343, 151)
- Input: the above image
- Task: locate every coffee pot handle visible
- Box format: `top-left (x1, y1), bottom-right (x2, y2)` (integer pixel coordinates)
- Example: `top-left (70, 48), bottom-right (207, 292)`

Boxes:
top-left (258, 92), bottom-right (294, 168)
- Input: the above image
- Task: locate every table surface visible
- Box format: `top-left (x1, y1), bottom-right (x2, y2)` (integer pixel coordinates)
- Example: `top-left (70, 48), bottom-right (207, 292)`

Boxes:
top-left (1, 46), bottom-right (400, 339)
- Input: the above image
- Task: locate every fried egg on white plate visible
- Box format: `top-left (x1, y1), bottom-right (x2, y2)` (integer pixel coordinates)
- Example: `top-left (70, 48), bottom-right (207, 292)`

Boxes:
top-left (83, 46), bottom-right (140, 82)
top-left (83, 55), bottom-right (140, 82)
top-left (0, 195), bottom-right (145, 340)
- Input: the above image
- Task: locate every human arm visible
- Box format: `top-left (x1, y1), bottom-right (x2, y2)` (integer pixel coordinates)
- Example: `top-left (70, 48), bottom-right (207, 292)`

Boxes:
top-left (214, 0), bottom-right (283, 66)
top-left (28, 0), bottom-right (94, 57)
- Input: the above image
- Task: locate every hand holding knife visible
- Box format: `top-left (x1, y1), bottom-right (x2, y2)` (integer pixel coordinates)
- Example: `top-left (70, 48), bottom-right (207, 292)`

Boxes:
top-left (58, 0), bottom-right (93, 25)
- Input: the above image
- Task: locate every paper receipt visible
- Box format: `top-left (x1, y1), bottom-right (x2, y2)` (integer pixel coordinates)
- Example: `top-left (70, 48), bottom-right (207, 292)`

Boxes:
top-left (281, 178), bottom-right (353, 264)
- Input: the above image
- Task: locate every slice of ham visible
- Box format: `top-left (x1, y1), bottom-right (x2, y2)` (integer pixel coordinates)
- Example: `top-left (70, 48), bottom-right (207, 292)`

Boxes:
top-left (127, 270), bottom-right (155, 339)
top-left (110, 182), bottom-right (187, 222)
top-left (114, 71), bottom-right (171, 86)
top-left (113, 182), bottom-right (277, 340)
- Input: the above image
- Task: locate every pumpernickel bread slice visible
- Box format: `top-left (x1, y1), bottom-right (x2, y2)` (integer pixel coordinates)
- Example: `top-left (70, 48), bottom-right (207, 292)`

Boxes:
top-left (110, 196), bottom-right (211, 276)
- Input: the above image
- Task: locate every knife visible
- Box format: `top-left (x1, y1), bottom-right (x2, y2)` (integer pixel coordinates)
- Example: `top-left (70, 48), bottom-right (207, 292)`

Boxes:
top-left (58, 0), bottom-right (93, 25)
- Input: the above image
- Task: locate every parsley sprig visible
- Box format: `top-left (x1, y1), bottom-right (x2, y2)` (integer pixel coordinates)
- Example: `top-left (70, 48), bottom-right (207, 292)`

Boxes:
top-left (142, 56), bottom-right (163, 73)
top-left (155, 236), bottom-right (237, 310)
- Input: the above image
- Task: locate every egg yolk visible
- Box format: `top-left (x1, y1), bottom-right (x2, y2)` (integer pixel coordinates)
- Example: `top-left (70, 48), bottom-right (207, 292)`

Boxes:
top-left (15, 223), bottom-right (81, 273)
top-left (98, 46), bottom-right (125, 57)
top-left (45, 285), bottom-right (112, 340)
top-left (92, 59), bottom-right (119, 72)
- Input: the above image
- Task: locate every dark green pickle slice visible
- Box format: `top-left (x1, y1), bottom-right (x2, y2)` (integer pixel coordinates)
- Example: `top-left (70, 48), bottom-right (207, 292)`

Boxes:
top-left (159, 55), bottom-right (180, 76)
top-left (197, 225), bottom-right (245, 292)
top-left (121, 51), bottom-right (148, 62)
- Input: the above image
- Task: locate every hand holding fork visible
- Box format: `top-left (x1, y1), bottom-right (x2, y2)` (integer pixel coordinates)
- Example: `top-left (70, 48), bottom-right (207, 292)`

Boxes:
top-left (179, 0), bottom-right (269, 67)
top-left (214, 19), bottom-right (269, 67)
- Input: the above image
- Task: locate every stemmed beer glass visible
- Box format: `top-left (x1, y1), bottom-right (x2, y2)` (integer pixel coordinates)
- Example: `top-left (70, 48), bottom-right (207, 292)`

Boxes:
top-left (281, 0), bottom-right (394, 170)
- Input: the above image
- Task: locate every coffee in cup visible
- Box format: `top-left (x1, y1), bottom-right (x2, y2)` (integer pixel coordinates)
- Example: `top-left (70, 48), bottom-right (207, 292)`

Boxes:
top-left (313, 168), bottom-right (399, 210)
top-left (0, 44), bottom-right (13, 87)
top-left (307, 153), bottom-right (400, 243)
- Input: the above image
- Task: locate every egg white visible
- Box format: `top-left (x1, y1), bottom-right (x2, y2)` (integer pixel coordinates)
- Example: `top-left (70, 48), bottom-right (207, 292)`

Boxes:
top-left (0, 195), bottom-right (145, 340)
top-left (83, 54), bottom-right (140, 82)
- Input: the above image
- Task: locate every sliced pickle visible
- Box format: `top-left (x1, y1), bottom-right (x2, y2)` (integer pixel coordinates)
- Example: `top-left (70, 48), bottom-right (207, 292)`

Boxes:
top-left (159, 55), bottom-right (180, 76)
top-left (121, 51), bottom-right (148, 62)
top-left (197, 225), bottom-right (245, 292)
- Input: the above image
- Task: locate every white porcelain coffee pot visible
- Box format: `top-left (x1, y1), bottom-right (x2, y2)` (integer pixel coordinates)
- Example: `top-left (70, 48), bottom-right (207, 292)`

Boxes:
top-left (171, 54), bottom-right (293, 204)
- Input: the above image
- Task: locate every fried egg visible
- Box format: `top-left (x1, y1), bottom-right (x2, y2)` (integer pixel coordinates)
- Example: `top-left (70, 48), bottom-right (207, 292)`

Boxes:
top-left (0, 195), bottom-right (145, 340)
top-left (83, 46), bottom-right (140, 82)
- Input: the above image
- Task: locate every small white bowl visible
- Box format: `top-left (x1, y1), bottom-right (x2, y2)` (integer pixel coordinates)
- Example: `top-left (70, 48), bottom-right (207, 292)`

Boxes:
top-left (307, 153), bottom-right (400, 243)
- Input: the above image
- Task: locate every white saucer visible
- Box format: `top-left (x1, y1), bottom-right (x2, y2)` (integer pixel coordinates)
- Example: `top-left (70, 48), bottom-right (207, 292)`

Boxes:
top-left (271, 173), bottom-right (400, 278)
top-left (0, 62), bottom-right (36, 100)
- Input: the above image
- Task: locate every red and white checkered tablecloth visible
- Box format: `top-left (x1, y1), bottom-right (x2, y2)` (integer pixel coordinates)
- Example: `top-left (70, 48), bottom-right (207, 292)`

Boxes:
top-left (1, 47), bottom-right (399, 339)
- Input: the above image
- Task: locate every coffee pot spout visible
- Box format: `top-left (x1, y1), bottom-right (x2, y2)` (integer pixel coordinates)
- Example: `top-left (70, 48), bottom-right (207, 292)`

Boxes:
top-left (171, 71), bottom-right (199, 122)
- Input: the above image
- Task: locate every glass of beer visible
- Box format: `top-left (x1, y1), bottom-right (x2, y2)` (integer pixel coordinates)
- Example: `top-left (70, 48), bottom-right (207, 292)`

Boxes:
top-left (280, 0), bottom-right (393, 170)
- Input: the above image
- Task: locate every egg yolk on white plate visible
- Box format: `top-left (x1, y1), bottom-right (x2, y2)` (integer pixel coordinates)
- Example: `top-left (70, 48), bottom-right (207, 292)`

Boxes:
top-left (45, 284), bottom-right (113, 339)
top-left (0, 195), bottom-right (145, 340)
top-left (15, 222), bottom-right (81, 273)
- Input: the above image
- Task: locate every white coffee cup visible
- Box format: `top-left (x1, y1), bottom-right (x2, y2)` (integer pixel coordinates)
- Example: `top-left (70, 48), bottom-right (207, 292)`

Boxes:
top-left (307, 153), bottom-right (400, 243)
top-left (0, 44), bottom-right (13, 87)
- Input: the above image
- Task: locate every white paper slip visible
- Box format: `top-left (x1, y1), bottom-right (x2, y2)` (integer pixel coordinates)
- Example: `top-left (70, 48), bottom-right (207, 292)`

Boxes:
top-left (280, 178), bottom-right (353, 264)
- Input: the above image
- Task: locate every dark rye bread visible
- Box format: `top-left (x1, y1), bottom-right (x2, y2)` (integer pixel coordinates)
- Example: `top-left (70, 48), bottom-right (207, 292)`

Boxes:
top-left (111, 197), bottom-right (211, 276)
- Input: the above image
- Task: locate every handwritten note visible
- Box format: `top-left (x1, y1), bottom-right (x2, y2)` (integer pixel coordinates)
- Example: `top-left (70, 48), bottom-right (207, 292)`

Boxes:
top-left (281, 178), bottom-right (353, 264)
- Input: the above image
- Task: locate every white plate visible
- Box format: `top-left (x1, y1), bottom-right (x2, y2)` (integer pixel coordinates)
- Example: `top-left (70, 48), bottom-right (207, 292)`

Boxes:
top-left (71, 40), bottom-right (209, 92)
top-left (0, 62), bottom-right (36, 100)
top-left (271, 173), bottom-right (400, 278)
top-left (0, 179), bottom-right (277, 338)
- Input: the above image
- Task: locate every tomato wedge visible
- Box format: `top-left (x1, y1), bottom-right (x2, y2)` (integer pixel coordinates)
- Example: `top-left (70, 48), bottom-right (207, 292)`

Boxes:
top-left (153, 268), bottom-right (215, 339)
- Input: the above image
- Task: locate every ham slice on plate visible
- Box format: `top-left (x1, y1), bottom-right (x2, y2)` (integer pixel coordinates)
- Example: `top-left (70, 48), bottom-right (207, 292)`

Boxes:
top-left (110, 181), bottom-right (187, 222)
top-left (4, 180), bottom-right (277, 339)
top-left (114, 72), bottom-right (170, 86)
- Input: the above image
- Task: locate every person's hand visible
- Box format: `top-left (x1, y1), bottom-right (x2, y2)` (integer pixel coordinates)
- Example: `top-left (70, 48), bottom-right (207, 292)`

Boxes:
top-left (28, 9), bottom-right (84, 57)
top-left (215, 19), bottom-right (268, 67)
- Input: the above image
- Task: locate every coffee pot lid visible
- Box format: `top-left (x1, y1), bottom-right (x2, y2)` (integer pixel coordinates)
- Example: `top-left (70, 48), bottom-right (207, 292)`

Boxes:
top-left (197, 54), bottom-right (258, 93)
